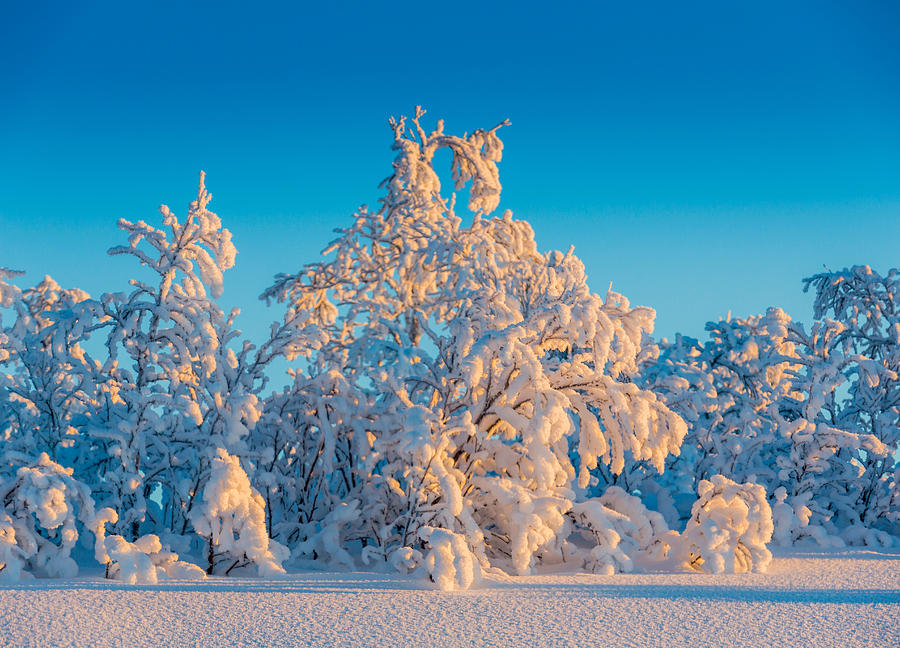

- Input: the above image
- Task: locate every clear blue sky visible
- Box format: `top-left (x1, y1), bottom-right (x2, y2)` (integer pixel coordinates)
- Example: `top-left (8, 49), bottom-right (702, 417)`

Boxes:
top-left (1, 1), bottom-right (899, 346)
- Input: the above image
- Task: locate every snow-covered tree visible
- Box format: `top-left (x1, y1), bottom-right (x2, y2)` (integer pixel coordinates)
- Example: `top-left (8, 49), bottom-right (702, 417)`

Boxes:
top-left (804, 265), bottom-right (900, 530)
top-left (0, 275), bottom-right (96, 472)
top-left (0, 269), bottom-right (26, 476)
top-left (637, 310), bottom-right (795, 523)
top-left (73, 172), bottom-right (267, 540)
top-left (773, 316), bottom-right (890, 540)
top-left (251, 368), bottom-right (369, 554)
top-left (641, 298), bottom-right (896, 545)
top-left (261, 108), bottom-right (687, 581)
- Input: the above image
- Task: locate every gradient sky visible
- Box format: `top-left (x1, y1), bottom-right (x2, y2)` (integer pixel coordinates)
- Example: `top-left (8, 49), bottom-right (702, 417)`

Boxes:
top-left (1, 1), bottom-right (899, 347)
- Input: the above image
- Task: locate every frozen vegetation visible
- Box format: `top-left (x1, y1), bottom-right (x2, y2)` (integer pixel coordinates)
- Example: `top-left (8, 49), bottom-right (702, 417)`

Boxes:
top-left (0, 108), bottom-right (898, 642)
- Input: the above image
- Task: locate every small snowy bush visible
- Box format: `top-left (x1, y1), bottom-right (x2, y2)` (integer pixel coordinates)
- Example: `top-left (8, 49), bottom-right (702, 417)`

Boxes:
top-left (92, 508), bottom-right (205, 583)
top-left (771, 487), bottom-right (843, 548)
top-left (597, 487), bottom-right (672, 560)
top-left (418, 527), bottom-right (482, 591)
top-left (294, 500), bottom-right (361, 570)
top-left (191, 449), bottom-right (288, 576)
top-left (0, 512), bottom-right (26, 582)
top-left (680, 475), bottom-right (774, 574)
top-left (0, 453), bottom-right (96, 579)
top-left (570, 499), bottom-right (634, 575)
top-left (570, 487), bottom-right (673, 574)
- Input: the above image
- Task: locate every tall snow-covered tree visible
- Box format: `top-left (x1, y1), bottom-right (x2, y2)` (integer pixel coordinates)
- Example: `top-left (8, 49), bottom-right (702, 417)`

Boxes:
top-left (262, 108), bottom-right (687, 577)
top-left (74, 172), bottom-right (266, 540)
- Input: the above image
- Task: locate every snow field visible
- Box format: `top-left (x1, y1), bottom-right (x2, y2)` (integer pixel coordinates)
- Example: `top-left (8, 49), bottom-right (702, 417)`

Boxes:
top-left (0, 550), bottom-right (896, 648)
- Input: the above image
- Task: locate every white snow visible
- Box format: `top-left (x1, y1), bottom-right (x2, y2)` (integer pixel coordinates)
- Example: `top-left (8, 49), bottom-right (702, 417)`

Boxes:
top-left (0, 549), bottom-right (895, 647)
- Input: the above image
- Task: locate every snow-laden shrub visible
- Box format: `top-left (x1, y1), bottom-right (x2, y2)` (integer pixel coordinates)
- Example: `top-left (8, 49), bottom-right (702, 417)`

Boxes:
top-left (0, 453), bottom-right (96, 579)
top-left (296, 500), bottom-right (361, 570)
top-left (570, 486), bottom-right (673, 574)
top-left (681, 475), bottom-right (773, 574)
top-left (105, 535), bottom-right (207, 584)
top-left (839, 524), bottom-right (895, 548)
top-left (386, 546), bottom-right (424, 574)
top-left (191, 449), bottom-right (288, 576)
top-left (418, 526), bottom-right (482, 591)
top-left (91, 508), bottom-right (205, 583)
top-left (104, 535), bottom-right (159, 584)
top-left (771, 487), bottom-right (843, 548)
top-left (570, 500), bottom-right (632, 574)
top-left (598, 487), bottom-right (672, 559)
top-left (473, 477), bottom-right (571, 576)
top-left (0, 512), bottom-right (26, 582)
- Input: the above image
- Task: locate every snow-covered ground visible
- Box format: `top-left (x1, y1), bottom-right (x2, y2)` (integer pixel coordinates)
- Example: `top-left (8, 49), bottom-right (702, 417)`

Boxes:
top-left (1, 549), bottom-right (896, 648)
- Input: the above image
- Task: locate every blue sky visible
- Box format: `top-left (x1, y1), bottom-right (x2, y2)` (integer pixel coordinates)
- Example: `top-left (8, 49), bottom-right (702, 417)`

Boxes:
top-left (1, 1), bottom-right (899, 346)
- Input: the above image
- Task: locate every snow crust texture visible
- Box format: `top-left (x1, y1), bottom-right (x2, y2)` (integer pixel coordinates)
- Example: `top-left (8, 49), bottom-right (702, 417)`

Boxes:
top-left (0, 551), bottom-right (895, 648)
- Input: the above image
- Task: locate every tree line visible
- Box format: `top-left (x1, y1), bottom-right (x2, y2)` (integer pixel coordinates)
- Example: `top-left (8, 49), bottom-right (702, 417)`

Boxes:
top-left (1, 108), bottom-right (896, 588)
